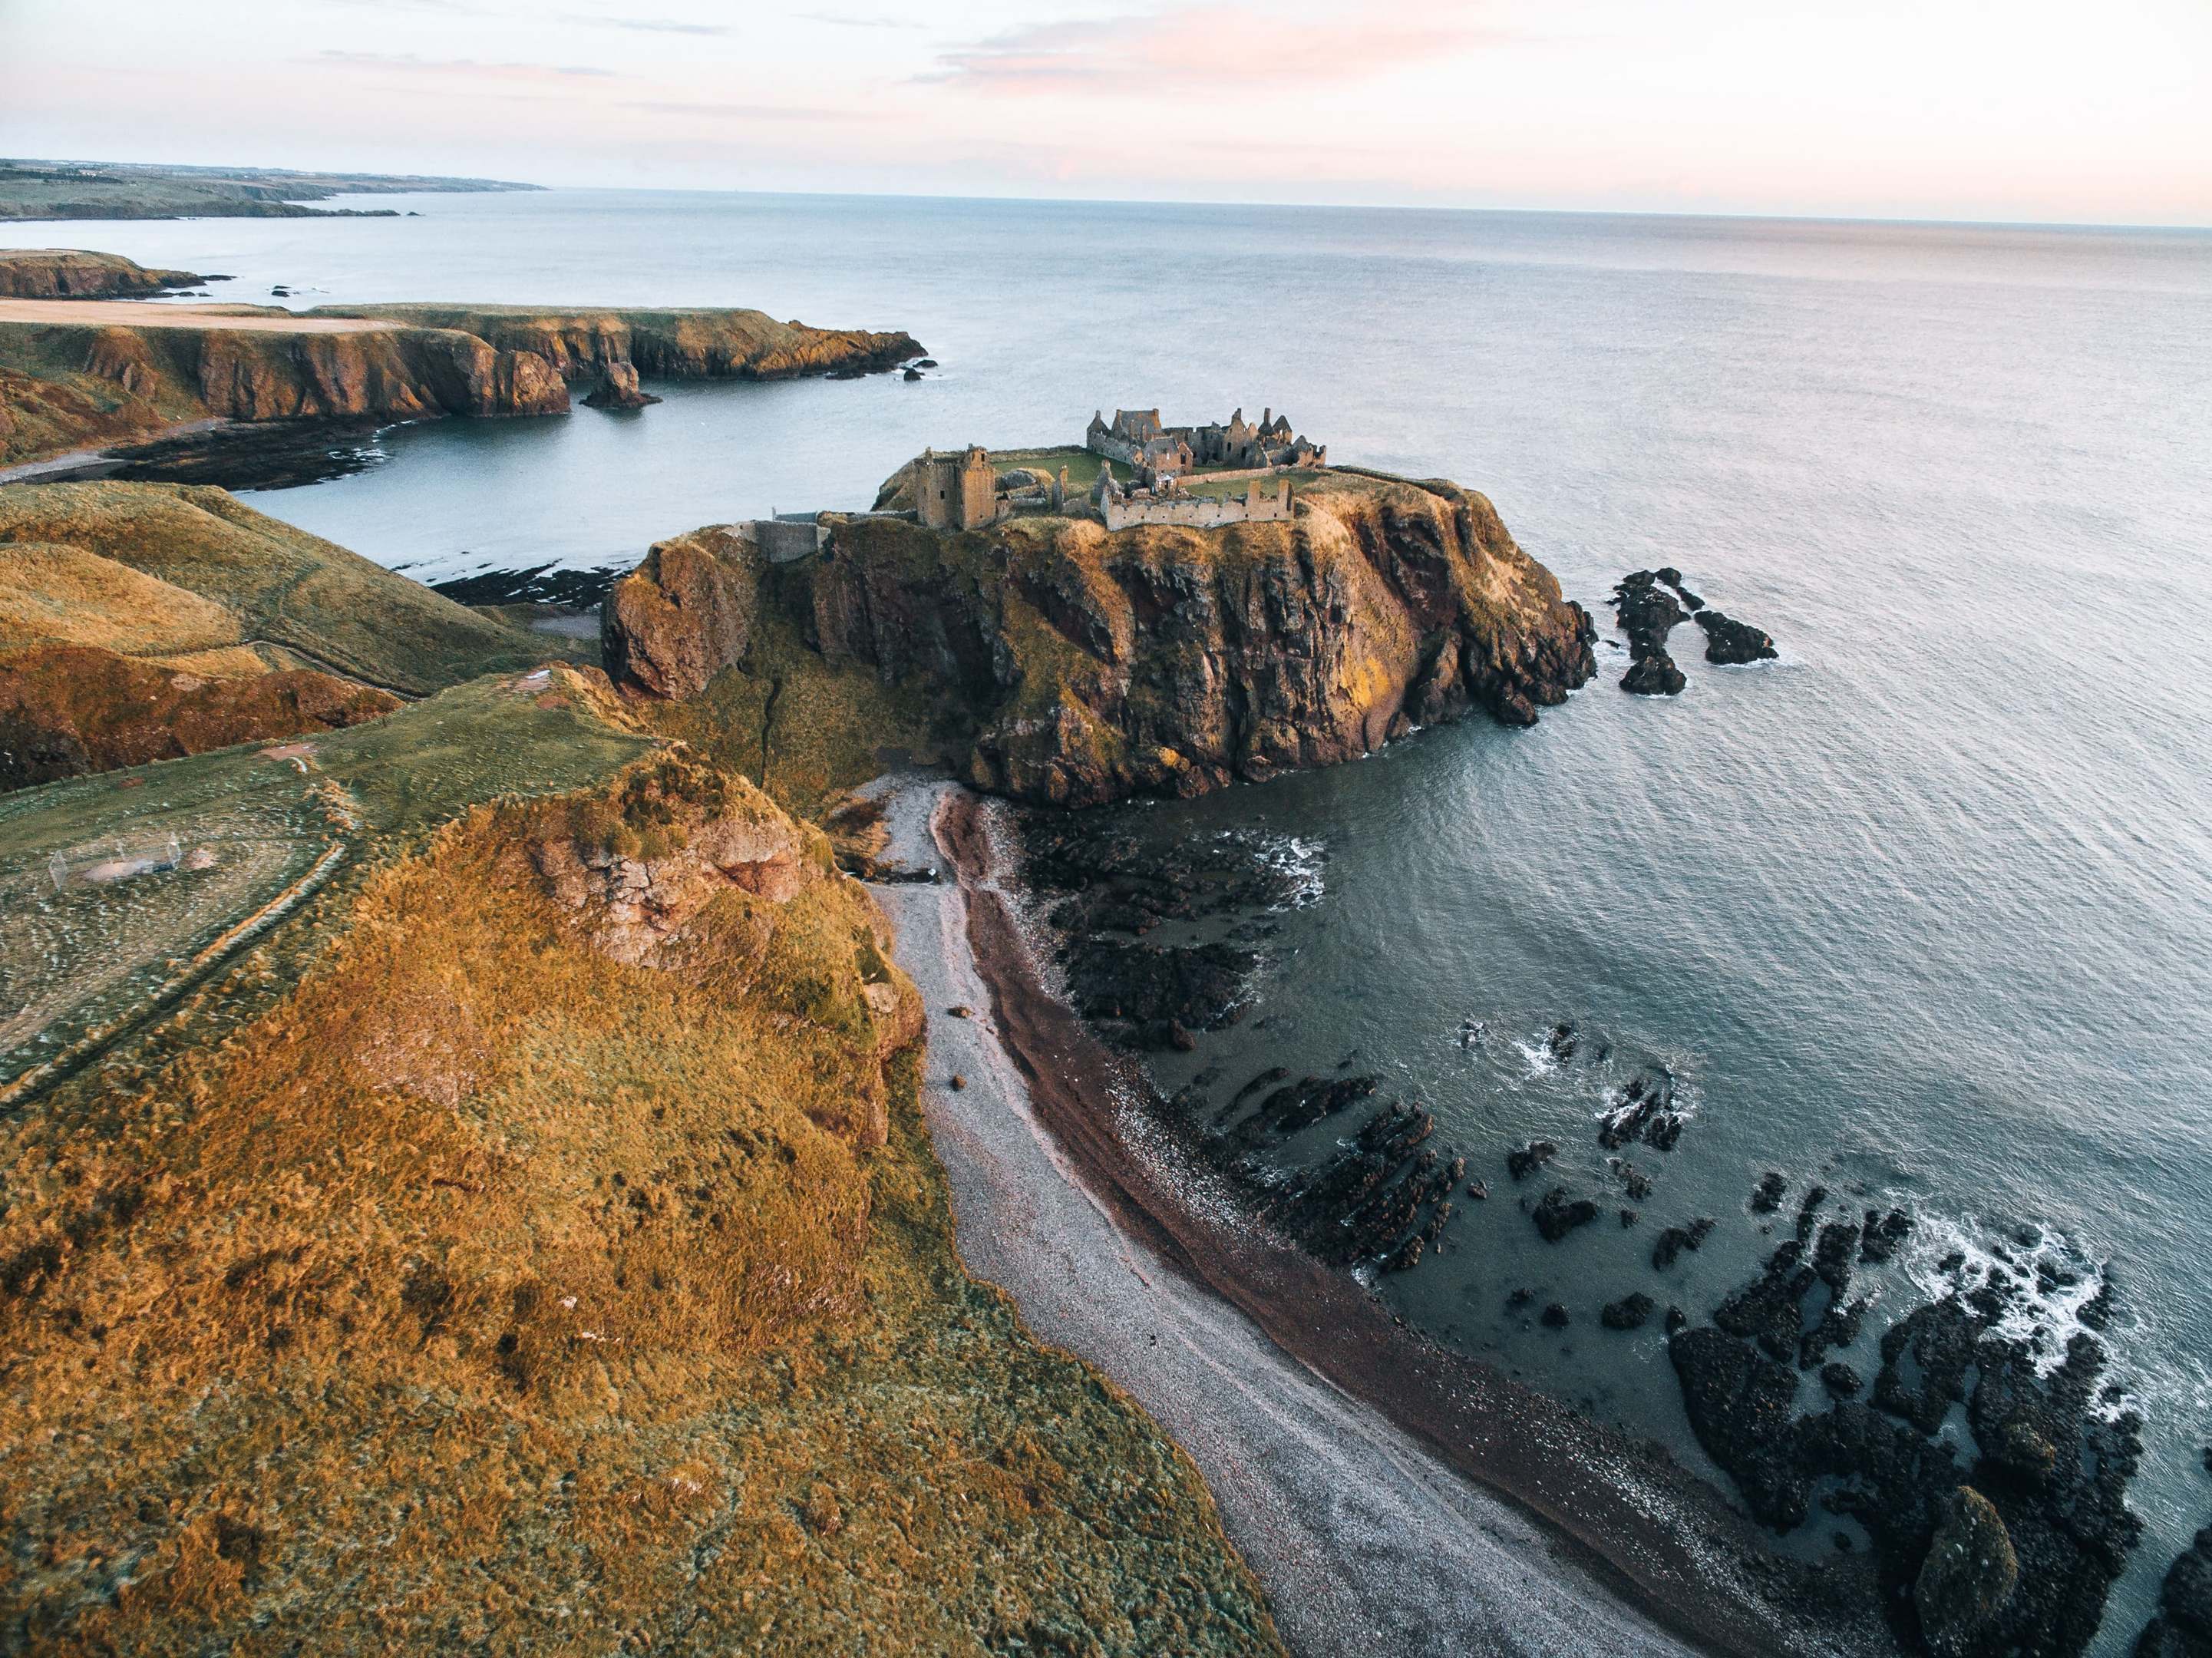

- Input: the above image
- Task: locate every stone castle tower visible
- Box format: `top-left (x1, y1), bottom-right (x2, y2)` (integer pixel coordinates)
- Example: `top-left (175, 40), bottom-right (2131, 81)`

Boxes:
top-left (912, 445), bottom-right (999, 531)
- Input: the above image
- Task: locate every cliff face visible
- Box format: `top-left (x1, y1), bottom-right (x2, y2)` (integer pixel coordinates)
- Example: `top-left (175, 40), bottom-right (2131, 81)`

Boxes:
top-left (0, 249), bottom-right (206, 299)
top-left (604, 472), bottom-right (1596, 806)
top-left (0, 299), bottom-right (920, 467)
top-left (319, 303), bottom-right (922, 382)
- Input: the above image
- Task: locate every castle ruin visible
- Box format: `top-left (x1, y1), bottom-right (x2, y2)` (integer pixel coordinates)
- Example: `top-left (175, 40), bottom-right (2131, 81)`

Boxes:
top-left (1086, 407), bottom-right (1324, 484)
top-left (910, 444), bottom-right (1002, 531)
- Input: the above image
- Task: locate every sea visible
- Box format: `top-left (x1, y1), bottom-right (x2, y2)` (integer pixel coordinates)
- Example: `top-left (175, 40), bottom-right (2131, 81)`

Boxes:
top-left (8, 190), bottom-right (2207, 1649)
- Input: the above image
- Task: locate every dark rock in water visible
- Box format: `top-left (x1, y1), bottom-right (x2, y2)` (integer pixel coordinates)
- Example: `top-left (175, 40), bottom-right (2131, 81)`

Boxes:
top-left (1251, 1101), bottom-right (1459, 1270)
top-left (1811, 1218), bottom-right (1860, 1295)
top-left (2134, 1527), bottom-right (2212, 1657)
top-left (1506, 1139), bottom-right (1557, 1181)
top-left (1861, 1207), bottom-right (1913, 1263)
top-left (903, 366), bottom-right (923, 381)
top-left (1799, 1295), bottom-right (1869, 1372)
top-left (1666, 1306), bottom-right (1688, 1335)
top-left (1598, 1069), bottom-right (1689, 1152)
top-left (1546, 1021), bottom-right (1578, 1060)
top-left (1875, 1297), bottom-right (1988, 1435)
top-left (1610, 1158), bottom-right (1654, 1201)
top-left (1540, 1303), bottom-right (1571, 1329)
top-left (2080, 1280), bottom-right (2115, 1331)
top-left (1467, 1179), bottom-right (1488, 1201)
top-left (1532, 1187), bottom-right (1600, 1243)
top-left (1620, 651), bottom-right (1686, 696)
top-left (583, 361), bottom-right (662, 410)
top-left (1822, 1362), bottom-right (1863, 1399)
top-left (1794, 1184), bottom-right (1830, 1243)
top-left (1715, 1240), bottom-right (1817, 1363)
top-left (1652, 1214), bottom-right (1718, 1270)
top-left (1216, 1073), bottom-right (1377, 1154)
top-left (1602, 1292), bottom-right (1657, 1330)
top-left (1619, 1208), bottom-right (1639, 1227)
top-left (1669, 1326), bottom-right (1810, 1529)
top-left (1915, 1487), bottom-right (2019, 1653)
top-left (1750, 1171), bottom-right (1788, 1213)
top-left (915, 358), bottom-right (939, 368)
top-left (1695, 609), bottom-right (1779, 665)
top-left (1506, 1287), bottom-right (1535, 1313)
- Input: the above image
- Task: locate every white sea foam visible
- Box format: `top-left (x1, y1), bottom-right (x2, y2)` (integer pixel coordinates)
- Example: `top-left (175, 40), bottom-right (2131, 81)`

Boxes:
top-left (1896, 1208), bottom-right (2114, 1380)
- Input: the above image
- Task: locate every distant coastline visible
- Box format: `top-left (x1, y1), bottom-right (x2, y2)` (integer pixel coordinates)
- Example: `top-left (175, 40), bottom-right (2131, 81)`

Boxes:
top-left (0, 157), bottom-right (540, 223)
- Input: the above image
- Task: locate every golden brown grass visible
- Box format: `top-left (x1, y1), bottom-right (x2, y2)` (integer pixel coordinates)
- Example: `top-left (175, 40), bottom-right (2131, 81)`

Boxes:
top-left (0, 484), bottom-right (565, 695)
top-left (0, 751), bottom-right (1280, 1656)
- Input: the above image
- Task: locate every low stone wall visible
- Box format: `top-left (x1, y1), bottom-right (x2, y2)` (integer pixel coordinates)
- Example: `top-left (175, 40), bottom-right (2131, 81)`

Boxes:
top-left (1102, 487), bottom-right (1294, 532)
top-left (751, 517), bottom-right (827, 563)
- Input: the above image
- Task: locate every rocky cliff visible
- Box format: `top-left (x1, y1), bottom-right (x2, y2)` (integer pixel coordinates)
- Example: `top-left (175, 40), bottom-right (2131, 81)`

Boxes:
top-left (603, 470), bottom-right (1596, 806)
top-left (0, 299), bottom-right (920, 467)
top-left (319, 303), bottom-right (922, 382)
top-left (0, 249), bottom-right (208, 299)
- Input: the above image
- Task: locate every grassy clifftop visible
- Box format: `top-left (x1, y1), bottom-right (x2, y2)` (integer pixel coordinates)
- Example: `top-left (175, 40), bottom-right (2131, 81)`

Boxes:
top-left (0, 680), bottom-right (1279, 1651)
top-left (322, 304), bottom-right (923, 381)
top-left (0, 483), bottom-right (562, 693)
top-left (0, 482), bottom-right (585, 790)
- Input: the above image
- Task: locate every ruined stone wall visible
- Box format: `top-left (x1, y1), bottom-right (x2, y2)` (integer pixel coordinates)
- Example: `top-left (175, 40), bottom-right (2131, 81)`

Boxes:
top-left (1101, 480), bottom-right (1294, 531)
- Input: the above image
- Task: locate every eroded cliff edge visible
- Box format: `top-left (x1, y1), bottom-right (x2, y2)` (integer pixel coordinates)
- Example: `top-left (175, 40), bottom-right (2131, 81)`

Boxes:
top-left (602, 468), bottom-right (1596, 806)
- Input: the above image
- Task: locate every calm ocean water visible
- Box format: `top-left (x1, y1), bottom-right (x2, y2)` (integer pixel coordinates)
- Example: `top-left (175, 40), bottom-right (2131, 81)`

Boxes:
top-left (10, 191), bottom-right (2207, 1647)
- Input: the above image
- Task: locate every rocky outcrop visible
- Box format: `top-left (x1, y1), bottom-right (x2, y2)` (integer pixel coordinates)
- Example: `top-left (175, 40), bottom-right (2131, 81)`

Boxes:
top-left (599, 527), bottom-right (762, 700)
top-left (0, 644), bottom-right (398, 791)
top-left (2135, 1528), bottom-right (2212, 1657)
top-left (1916, 1488), bottom-right (2019, 1653)
top-left (0, 249), bottom-right (207, 298)
top-left (605, 473), bottom-right (1596, 807)
top-left (582, 361), bottom-right (660, 410)
top-left (1611, 566), bottom-right (1778, 692)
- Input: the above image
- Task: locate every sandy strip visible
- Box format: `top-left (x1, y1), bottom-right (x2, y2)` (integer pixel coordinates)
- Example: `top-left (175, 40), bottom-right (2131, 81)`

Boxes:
top-left (867, 775), bottom-right (1884, 1657)
top-left (0, 299), bottom-right (391, 332)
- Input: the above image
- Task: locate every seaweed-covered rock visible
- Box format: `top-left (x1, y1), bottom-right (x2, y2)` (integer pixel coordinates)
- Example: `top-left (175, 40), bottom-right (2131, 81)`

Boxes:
top-left (1914, 1488), bottom-right (2019, 1653)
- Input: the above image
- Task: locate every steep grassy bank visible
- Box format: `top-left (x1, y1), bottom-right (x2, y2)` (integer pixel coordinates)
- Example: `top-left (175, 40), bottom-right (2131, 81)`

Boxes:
top-left (0, 652), bottom-right (1279, 1650)
top-left (0, 482), bottom-right (579, 788)
top-left (605, 468), bottom-right (1597, 807)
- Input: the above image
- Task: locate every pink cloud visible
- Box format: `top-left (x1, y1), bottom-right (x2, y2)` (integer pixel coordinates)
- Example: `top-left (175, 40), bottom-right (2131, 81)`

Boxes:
top-left (926, 2), bottom-right (1516, 94)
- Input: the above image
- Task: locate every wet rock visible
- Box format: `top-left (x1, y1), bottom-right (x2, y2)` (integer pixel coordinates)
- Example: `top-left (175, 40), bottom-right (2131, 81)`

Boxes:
top-left (1540, 1303), bottom-right (1571, 1329)
top-left (1545, 1021), bottom-right (1578, 1060)
top-left (1610, 1158), bottom-right (1655, 1201)
top-left (1505, 1287), bottom-right (1535, 1313)
top-left (1695, 609), bottom-right (1779, 666)
top-left (2134, 1527), bottom-right (2212, 1657)
top-left (1860, 1207), bottom-right (1913, 1263)
top-left (1821, 1362), bottom-right (1863, 1399)
top-left (1715, 1240), bottom-right (1817, 1362)
top-left (1669, 1326), bottom-right (1810, 1529)
top-left (1652, 1215), bottom-right (1717, 1270)
top-left (1750, 1172), bottom-right (1788, 1213)
top-left (1602, 1292), bottom-right (1657, 1330)
top-left (1874, 1297), bottom-right (1988, 1436)
top-left (1620, 652), bottom-right (1686, 696)
top-left (1666, 1306), bottom-right (1688, 1335)
top-left (1532, 1187), bottom-right (1600, 1243)
top-left (582, 360), bottom-right (662, 410)
top-left (1597, 1069), bottom-right (1689, 1152)
top-left (1914, 1487), bottom-right (2019, 1653)
top-left (1506, 1139), bottom-right (1558, 1181)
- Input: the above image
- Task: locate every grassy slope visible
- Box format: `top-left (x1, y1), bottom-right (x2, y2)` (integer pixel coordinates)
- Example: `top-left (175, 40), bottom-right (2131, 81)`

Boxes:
top-left (0, 484), bottom-right (574, 694)
top-left (0, 160), bottom-right (533, 222)
top-left (0, 666), bottom-right (1279, 1652)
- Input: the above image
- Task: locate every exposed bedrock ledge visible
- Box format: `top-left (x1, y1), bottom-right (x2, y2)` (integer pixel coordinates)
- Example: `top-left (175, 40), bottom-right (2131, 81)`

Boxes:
top-left (602, 473), bottom-right (1597, 806)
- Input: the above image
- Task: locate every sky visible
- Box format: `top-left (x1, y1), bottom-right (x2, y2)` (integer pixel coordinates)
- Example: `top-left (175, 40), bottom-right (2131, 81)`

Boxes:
top-left (2, 0), bottom-right (2208, 226)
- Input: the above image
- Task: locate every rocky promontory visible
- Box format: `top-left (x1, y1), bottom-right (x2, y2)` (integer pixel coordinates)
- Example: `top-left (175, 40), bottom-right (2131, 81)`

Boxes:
top-left (0, 249), bottom-right (212, 299)
top-left (0, 296), bottom-right (921, 468)
top-left (602, 468), bottom-right (1596, 806)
